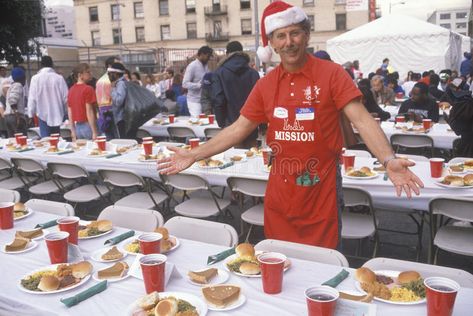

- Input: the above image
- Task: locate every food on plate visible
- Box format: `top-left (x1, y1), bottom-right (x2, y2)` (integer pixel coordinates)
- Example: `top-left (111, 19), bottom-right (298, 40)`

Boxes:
top-left (75, 139), bottom-right (87, 147)
top-left (250, 147), bottom-right (262, 155)
top-left (16, 228), bottom-right (44, 240)
top-left (37, 275), bottom-right (60, 292)
top-left (124, 239), bottom-right (140, 253)
top-left (201, 285), bottom-right (241, 308)
top-left (230, 155), bottom-right (243, 162)
top-left (449, 164), bottom-right (464, 173)
top-left (13, 202), bottom-right (28, 218)
top-left (398, 271), bottom-right (421, 285)
top-left (32, 140), bottom-right (45, 147)
top-left (155, 297), bottom-right (178, 316)
top-left (355, 267), bottom-right (376, 284)
top-left (137, 291), bottom-right (160, 310)
top-left (441, 175), bottom-right (465, 187)
top-left (245, 150), bottom-right (254, 157)
top-left (78, 220), bottom-right (112, 238)
top-left (188, 268), bottom-right (218, 284)
top-left (5, 236), bottom-right (29, 252)
top-left (101, 246), bottom-right (123, 260)
top-left (346, 167), bottom-right (376, 177)
top-left (126, 227), bottom-right (175, 254)
top-left (72, 261), bottom-right (93, 278)
top-left (89, 148), bottom-right (103, 156)
top-left (197, 159), bottom-right (223, 168)
top-left (133, 291), bottom-right (198, 316)
top-left (464, 174), bottom-right (473, 186)
top-left (97, 262), bottom-right (129, 279)
top-left (226, 243), bottom-right (261, 275)
top-left (402, 278), bottom-right (426, 298)
top-left (116, 146), bottom-right (130, 154)
top-left (375, 274), bottom-right (394, 285)
top-left (401, 126), bottom-right (426, 133)
top-left (390, 287), bottom-right (421, 302)
top-left (361, 280), bottom-right (392, 300)
top-left (465, 160), bottom-right (473, 168)
top-left (239, 262), bottom-right (261, 275)
top-left (373, 165), bottom-right (386, 172)
top-left (47, 146), bottom-right (59, 153)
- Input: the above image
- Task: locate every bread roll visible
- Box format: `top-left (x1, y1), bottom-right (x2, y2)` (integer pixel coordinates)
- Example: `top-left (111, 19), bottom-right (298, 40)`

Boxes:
top-left (71, 261), bottom-right (93, 278)
top-left (463, 174), bottom-right (473, 186)
top-left (398, 271), bottom-right (421, 285)
top-left (235, 243), bottom-right (255, 260)
top-left (360, 167), bottom-right (372, 174)
top-left (154, 297), bottom-right (178, 316)
top-left (138, 291), bottom-right (160, 310)
top-left (14, 202), bottom-right (26, 212)
top-left (239, 262), bottom-right (261, 275)
top-left (444, 175), bottom-right (464, 186)
top-left (155, 227), bottom-right (169, 240)
top-left (355, 267), bottom-right (376, 284)
top-left (38, 275), bottom-right (60, 292)
top-left (97, 220), bottom-right (112, 232)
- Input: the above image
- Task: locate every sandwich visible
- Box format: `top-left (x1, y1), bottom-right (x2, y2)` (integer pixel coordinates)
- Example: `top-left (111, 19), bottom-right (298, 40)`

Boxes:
top-left (226, 243), bottom-right (260, 275)
top-left (449, 164), bottom-right (464, 173)
top-left (16, 228), bottom-right (43, 240)
top-left (188, 268), bottom-right (218, 284)
top-left (442, 175), bottom-right (464, 187)
top-left (355, 267), bottom-right (376, 284)
top-left (47, 146), bottom-right (59, 153)
top-left (155, 227), bottom-right (169, 240)
top-left (71, 261), bottom-right (93, 278)
top-left (231, 155), bottom-right (243, 162)
top-left (397, 271), bottom-right (421, 285)
top-left (464, 174), bottom-right (473, 186)
top-left (75, 139), bottom-right (87, 147)
top-left (245, 150), bottom-right (254, 157)
top-left (154, 297), bottom-right (178, 316)
top-left (96, 220), bottom-right (113, 232)
top-left (101, 246), bottom-right (123, 261)
top-left (346, 167), bottom-right (375, 177)
top-left (208, 160), bottom-right (223, 167)
top-left (202, 285), bottom-right (241, 308)
top-left (89, 148), bottom-right (102, 155)
top-left (38, 275), bottom-right (60, 292)
top-left (464, 160), bottom-right (473, 168)
top-left (155, 227), bottom-right (174, 252)
top-left (14, 202), bottom-right (27, 215)
top-left (97, 262), bottom-right (129, 279)
top-left (137, 291), bottom-right (160, 310)
top-left (5, 236), bottom-right (29, 252)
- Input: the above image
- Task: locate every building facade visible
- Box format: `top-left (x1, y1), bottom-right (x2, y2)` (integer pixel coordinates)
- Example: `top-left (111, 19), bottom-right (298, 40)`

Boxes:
top-left (43, 5), bottom-right (76, 39)
top-left (428, 8), bottom-right (470, 36)
top-left (73, 0), bottom-right (369, 72)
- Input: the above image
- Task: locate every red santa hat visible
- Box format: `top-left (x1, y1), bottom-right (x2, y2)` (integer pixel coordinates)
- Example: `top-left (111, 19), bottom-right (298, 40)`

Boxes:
top-left (257, 1), bottom-right (308, 64)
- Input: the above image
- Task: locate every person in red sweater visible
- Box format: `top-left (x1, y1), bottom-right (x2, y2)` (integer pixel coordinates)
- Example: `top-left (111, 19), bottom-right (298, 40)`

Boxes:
top-left (67, 63), bottom-right (98, 140)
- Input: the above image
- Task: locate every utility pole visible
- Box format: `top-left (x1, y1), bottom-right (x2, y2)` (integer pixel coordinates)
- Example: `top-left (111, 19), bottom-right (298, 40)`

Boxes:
top-left (254, 0), bottom-right (260, 70)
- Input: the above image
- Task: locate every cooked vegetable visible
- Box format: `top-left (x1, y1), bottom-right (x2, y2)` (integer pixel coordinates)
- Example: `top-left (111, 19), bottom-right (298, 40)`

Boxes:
top-left (402, 278), bottom-right (426, 298)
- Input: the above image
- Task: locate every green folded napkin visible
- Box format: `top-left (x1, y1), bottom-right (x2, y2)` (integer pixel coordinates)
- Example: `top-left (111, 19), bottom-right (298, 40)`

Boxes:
top-left (57, 150), bottom-right (74, 155)
top-left (104, 230), bottom-right (135, 245)
top-left (105, 153), bottom-right (121, 159)
top-left (18, 147), bottom-right (35, 152)
top-left (219, 161), bottom-right (234, 169)
top-left (60, 280), bottom-right (107, 308)
top-left (207, 247), bottom-right (236, 265)
top-left (35, 219), bottom-right (58, 229)
top-left (322, 269), bottom-right (350, 288)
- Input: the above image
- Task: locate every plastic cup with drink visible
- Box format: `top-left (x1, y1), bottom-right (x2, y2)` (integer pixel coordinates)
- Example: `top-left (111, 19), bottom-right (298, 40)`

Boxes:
top-left (57, 216), bottom-right (80, 245)
top-left (138, 232), bottom-right (163, 255)
top-left (305, 286), bottom-right (339, 316)
top-left (140, 254), bottom-right (167, 293)
top-left (45, 231), bottom-right (69, 264)
top-left (257, 252), bottom-right (287, 294)
top-left (0, 202), bottom-right (14, 230)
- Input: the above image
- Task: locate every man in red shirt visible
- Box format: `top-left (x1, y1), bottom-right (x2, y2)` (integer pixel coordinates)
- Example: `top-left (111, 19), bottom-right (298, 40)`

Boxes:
top-left (157, 1), bottom-right (423, 249)
top-left (67, 63), bottom-right (98, 140)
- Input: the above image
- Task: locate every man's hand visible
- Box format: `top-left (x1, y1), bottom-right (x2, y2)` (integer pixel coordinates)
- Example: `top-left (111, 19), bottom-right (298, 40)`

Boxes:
top-left (157, 146), bottom-right (196, 175)
top-left (70, 130), bottom-right (77, 142)
top-left (386, 158), bottom-right (424, 198)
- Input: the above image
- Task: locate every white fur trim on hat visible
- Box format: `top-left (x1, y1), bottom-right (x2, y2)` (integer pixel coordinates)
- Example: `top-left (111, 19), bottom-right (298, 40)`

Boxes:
top-left (264, 6), bottom-right (308, 35)
top-left (257, 46), bottom-right (273, 64)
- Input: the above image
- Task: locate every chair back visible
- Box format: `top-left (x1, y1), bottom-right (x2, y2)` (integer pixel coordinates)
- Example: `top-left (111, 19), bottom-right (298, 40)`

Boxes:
top-left (345, 150), bottom-right (372, 158)
top-left (164, 216), bottom-right (238, 246)
top-left (342, 186), bottom-right (373, 208)
top-left (255, 239), bottom-right (349, 267)
top-left (390, 134), bottom-right (434, 149)
top-left (0, 189), bottom-right (20, 202)
top-left (204, 127), bottom-right (222, 139)
top-left (161, 173), bottom-right (208, 191)
top-left (109, 139), bottom-right (138, 147)
top-left (47, 162), bottom-right (88, 179)
top-left (227, 177), bottom-right (267, 197)
top-left (98, 205), bottom-right (164, 231)
top-left (11, 158), bottom-right (44, 174)
top-left (98, 169), bottom-right (144, 188)
top-left (25, 199), bottom-right (74, 216)
top-left (397, 154), bottom-right (429, 162)
top-left (0, 157), bottom-right (12, 172)
top-left (363, 257), bottom-right (473, 288)
top-left (429, 197), bottom-right (473, 222)
top-left (167, 126), bottom-right (197, 140)
top-left (60, 128), bottom-right (72, 139)
top-left (27, 128), bottom-right (41, 140)
top-left (136, 128), bottom-right (152, 139)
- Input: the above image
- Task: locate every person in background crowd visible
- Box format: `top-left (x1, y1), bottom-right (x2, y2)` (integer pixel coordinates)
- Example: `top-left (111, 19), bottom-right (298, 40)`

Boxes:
top-left (171, 73), bottom-right (183, 100)
top-left (451, 70), bottom-right (459, 80)
top-left (352, 60), bottom-right (363, 80)
top-left (108, 62), bottom-right (127, 138)
top-left (183, 45), bottom-right (213, 117)
top-left (131, 72), bottom-right (142, 86)
top-left (419, 71), bottom-right (430, 86)
top-left (460, 51), bottom-right (472, 78)
top-left (358, 79), bottom-right (391, 121)
top-left (176, 89), bottom-right (190, 116)
top-left (200, 72), bottom-right (213, 115)
top-left (2, 67), bottom-right (28, 137)
top-left (0, 66), bottom-right (8, 94)
top-left (0, 66), bottom-right (10, 138)
top-left (67, 63), bottom-right (98, 141)
top-left (313, 50), bottom-right (331, 61)
top-left (27, 56), bottom-right (68, 137)
top-left (438, 72), bottom-right (450, 91)
top-left (387, 75), bottom-right (404, 95)
top-left (163, 90), bottom-right (177, 114)
top-left (124, 69), bottom-right (131, 81)
top-left (212, 40), bottom-right (260, 148)
top-left (159, 68), bottom-right (174, 100)
top-left (368, 72), bottom-right (376, 81)
top-left (96, 56), bottom-right (120, 139)
top-left (398, 82), bottom-right (439, 122)
top-left (402, 72), bottom-right (420, 97)
top-left (381, 58), bottom-right (389, 72)
top-left (401, 70), bottom-right (413, 85)
top-left (145, 74), bottom-right (160, 98)
top-left (428, 74), bottom-right (444, 101)
top-left (371, 75), bottom-right (395, 105)
top-left (343, 61), bottom-right (354, 80)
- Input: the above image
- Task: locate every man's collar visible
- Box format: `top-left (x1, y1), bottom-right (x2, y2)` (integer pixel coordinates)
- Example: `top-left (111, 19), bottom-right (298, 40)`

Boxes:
top-left (277, 54), bottom-right (314, 81)
top-left (39, 67), bottom-right (54, 73)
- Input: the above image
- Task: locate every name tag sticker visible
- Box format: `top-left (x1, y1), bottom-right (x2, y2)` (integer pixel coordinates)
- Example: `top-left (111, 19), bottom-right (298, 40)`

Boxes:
top-left (273, 107), bottom-right (288, 119)
top-left (295, 107), bottom-right (315, 120)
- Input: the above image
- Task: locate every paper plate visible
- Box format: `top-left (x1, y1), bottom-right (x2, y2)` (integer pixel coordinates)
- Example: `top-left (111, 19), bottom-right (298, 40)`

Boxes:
top-left (126, 292), bottom-right (207, 316)
top-left (205, 291), bottom-right (246, 311)
top-left (1, 240), bottom-right (38, 254)
top-left (78, 221), bottom-right (114, 240)
top-left (92, 266), bottom-right (130, 283)
top-left (90, 246), bottom-right (127, 263)
top-left (343, 171), bottom-right (379, 180)
top-left (187, 268), bottom-right (229, 287)
top-left (14, 208), bottom-right (33, 221)
top-left (434, 178), bottom-right (473, 189)
top-left (118, 236), bottom-right (180, 255)
top-left (223, 252), bottom-right (290, 278)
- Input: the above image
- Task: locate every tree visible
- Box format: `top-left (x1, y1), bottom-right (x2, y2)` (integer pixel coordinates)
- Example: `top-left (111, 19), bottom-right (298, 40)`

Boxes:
top-left (0, 0), bottom-right (44, 65)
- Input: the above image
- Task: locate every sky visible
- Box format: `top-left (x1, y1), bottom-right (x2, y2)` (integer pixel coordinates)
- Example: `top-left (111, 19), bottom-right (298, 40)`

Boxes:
top-left (45, 0), bottom-right (471, 20)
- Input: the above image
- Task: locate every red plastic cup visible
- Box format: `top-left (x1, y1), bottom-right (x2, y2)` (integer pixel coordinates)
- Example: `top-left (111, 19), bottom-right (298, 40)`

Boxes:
top-left (14, 133), bottom-right (23, 144)
top-left (0, 202), bottom-right (14, 230)
top-left (18, 136), bottom-right (28, 146)
top-left (374, 117), bottom-right (381, 124)
top-left (168, 114), bottom-right (175, 123)
top-left (45, 231), bottom-right (69, 264)
top-left (138, 232), bottom-right (163, 255)
top-left (49, 137), bottom-right (59, 147)
top-left (305, 286), bottom-right (339, 316)
top-left (142, 137), bottom-right (153, 143)
top-left (189, 138), bottom-right (200, 149)
top-left (423, 119), bottom-right (432, 130)
top-left (96, 135), bottom-right (107, 141)
top-left (199, 113), bottom-right (207, 119)
top-left (425, 277), bottom-right (460, 316)
top-left (96, 139), bottom-right (106, 151)
top-left (57, 216), bottom-right (79, 245)
top-left (257, 252), bottom-right (286, 294)
top-left (50, 133), bottom-right (60, 138)
top-left (143, 141), bottom-right (153, 156)
top-left (430, 158), bottom-right (445, 178)
top-left (208, 114), bottom-right (215, 124)
top-left (395, 116), bottom-right (406, 123)
top-left (342, 153), bottom-right (356, 172)
top-left (261, 149), bottom-right (271, 166)
top-left (140, 254), bottom-right (167, 294)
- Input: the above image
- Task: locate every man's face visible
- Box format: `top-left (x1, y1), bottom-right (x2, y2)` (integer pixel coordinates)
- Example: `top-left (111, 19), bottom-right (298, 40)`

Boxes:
top-left (108, 72), bottom-right (118, 82)
top-left (411, 87), bottom-right (425, 103)
top-left (372, 80), bottom-right (383, 92)
top-left (199, 53), bottom-right (212, 65)
top-left (270, 24), bottom-right (309, 67)
top-left (0, 68), bottom-right (6, 77)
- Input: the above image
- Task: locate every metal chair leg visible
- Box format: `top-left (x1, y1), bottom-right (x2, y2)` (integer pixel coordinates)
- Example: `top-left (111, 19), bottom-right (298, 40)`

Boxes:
top-left (244, 224), bottom-right (254, 243)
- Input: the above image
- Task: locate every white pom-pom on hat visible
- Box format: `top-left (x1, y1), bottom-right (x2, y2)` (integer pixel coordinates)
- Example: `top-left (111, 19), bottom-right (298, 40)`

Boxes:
top-left (257, 46), bottom-right (273, 64)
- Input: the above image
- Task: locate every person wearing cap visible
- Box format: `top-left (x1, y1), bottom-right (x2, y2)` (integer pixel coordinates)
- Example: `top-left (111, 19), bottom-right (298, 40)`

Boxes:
top-left (200, 72), bottom-right (214, 115)
top-left (398, 82), bottom-right (439, 123)
top-left (157, 1), bottom-right (423, 249)
top-left (27, 56), bottom-right (68, 137)
top-left (96, 56), bottom-right (120, 139)
top-left (1, 67), bottom-right (28, 137)
top-left (108, 62), bottom-right (127, 138)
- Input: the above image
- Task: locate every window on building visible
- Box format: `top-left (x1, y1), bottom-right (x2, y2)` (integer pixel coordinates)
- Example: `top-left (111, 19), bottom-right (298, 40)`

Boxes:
top-left (440, 13), bottom-right (451, 20)
top-left (240, 0), bottom-right (250, 10)
top-left (111, 4), bottom-right (120, 20)
top-left (241, 19), bottom-right (252, 35)
top-left (187, 22), bottom-right (197, 39)
top-left (89, 6), bottom-right (98, 22)
top-left (336, 13), bottom-right (346, 30)
top-left (303, 0), bottom-right (315, 6)
top-left (91, 31), bottom-right (100, 46)
top-left (308, 15), bottom-right (315, 31)
top-left (456, 22), bottom-right (467, 29)
top-left (186, 0), bottom-right (196, 14)
top-left (456, 12), bottom-right (467, 19)
top-left (335, 0), bottom-right (346, 4)
top-left (159, 0), bottom-right (169, 16)
top-left (112, 28), bottom-right (121, 44)
top-left (134, 2), bottom-right (144, 18)
top-left (440, 23), bottom-right (451, 29)
top-left (161, 25), bottom-right (170, 40)
top-left (136, 27), bottom-right (145, 42)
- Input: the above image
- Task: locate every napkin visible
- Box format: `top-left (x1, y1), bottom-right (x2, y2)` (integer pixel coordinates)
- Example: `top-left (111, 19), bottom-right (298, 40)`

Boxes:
top-left (35, 219), bottom-right (58, 229)
top-left (105, 153), bottom-right (121, 159)
top-left (68, 243), bottom-right (84, 262)
top-left (104, 230), bottom-right (135, 245)
top-left (57, 150), bottom-right (74, 155)
top-left (18, 147), bottom-right (34, 152)
top-left (129, 254), bottom-right (181, 286)
top-left (60, 280), bottom-right (108, 308)
top-left (322, 269), bottom-right (350, 288)
top-left (219, 161), bottom-right (234, 169)
top-left (207, 247), bottom-right (236, 265)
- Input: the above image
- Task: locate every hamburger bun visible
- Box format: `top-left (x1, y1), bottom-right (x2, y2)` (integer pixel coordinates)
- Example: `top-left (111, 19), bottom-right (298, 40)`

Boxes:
top-left (463, 174), bottom-right (473, 186)
top-left (360, 166), bottom-right (372, 175)
top-left (138, 291), bottom-right (160, 310)
top-left (155, 227), bottom-right (169, 240)
top-left (97, 220), bottom-right (112, 232)
top-left (235, 243), bottom-right (255, 260)
top-left (239, 262), bottom-right (261, 275)
top-left (38, 275), bottom-right (60, 292)
top-left (245, 151), bottom-right (254, 157)
top-left (398, 271), bottom-right (421, 285)
top-left (71, 261), bottom-right (93, 278)
top-left (14, 202), bottom-right (26, 212)
top-left (444, 175), bottom-right (464, 187)
top-left (355, 267), bottom-right (376, 284)
top-left (154, 297), bottom-right (178, 316)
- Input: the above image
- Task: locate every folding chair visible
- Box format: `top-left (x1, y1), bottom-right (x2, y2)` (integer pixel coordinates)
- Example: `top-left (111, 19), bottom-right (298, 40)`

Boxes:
top-left (27, 128), bottom-right (41, 140)
top-left (25, 199), bottom-right (74, 216)
top-left (161, 173), bottom-right (231, 219)
top-left (345, 149), bottom-right (372, 158)
top-left (0, 188), bottom-right (20, 202)
top-left (167, 126), bottom-right (197, 142)
top-left (97, 169), bottom-right (168, 211)
top-left (363, 257), bottom-right (473, 288)
top-left (60, 128), bottom-right (72, 141)
top-left (98, 205), bottom-right (164, 232)
top-left (204, 127), bottom-right (222, 140)
top-left (136, 128), bottom-right (152, 140)
top-left (429, 197), bottom-right (473, 264)
top-left (164, 216), bottom-right (238, 247)
top-left (390, 133), bottom-right (434, 157)
top-left (227, 177), bottom-right (267, 242)
top-left (342, 186), bottom-right (379, 258)
top-left (255, 239), bottom-right (349, 267)
top-left (0, 157), bottom-right (30, 191)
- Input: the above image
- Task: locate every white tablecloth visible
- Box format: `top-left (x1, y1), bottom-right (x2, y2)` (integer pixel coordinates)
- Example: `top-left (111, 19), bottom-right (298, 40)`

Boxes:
top-left (1, 211), bottom-right (472, 316)
top-left (140, 116), bottom-right (220, 138)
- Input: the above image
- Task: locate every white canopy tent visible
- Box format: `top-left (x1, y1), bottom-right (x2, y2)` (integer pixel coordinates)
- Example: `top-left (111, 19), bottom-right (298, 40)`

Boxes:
top-left (326, 15), bottom-right (468, 79)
